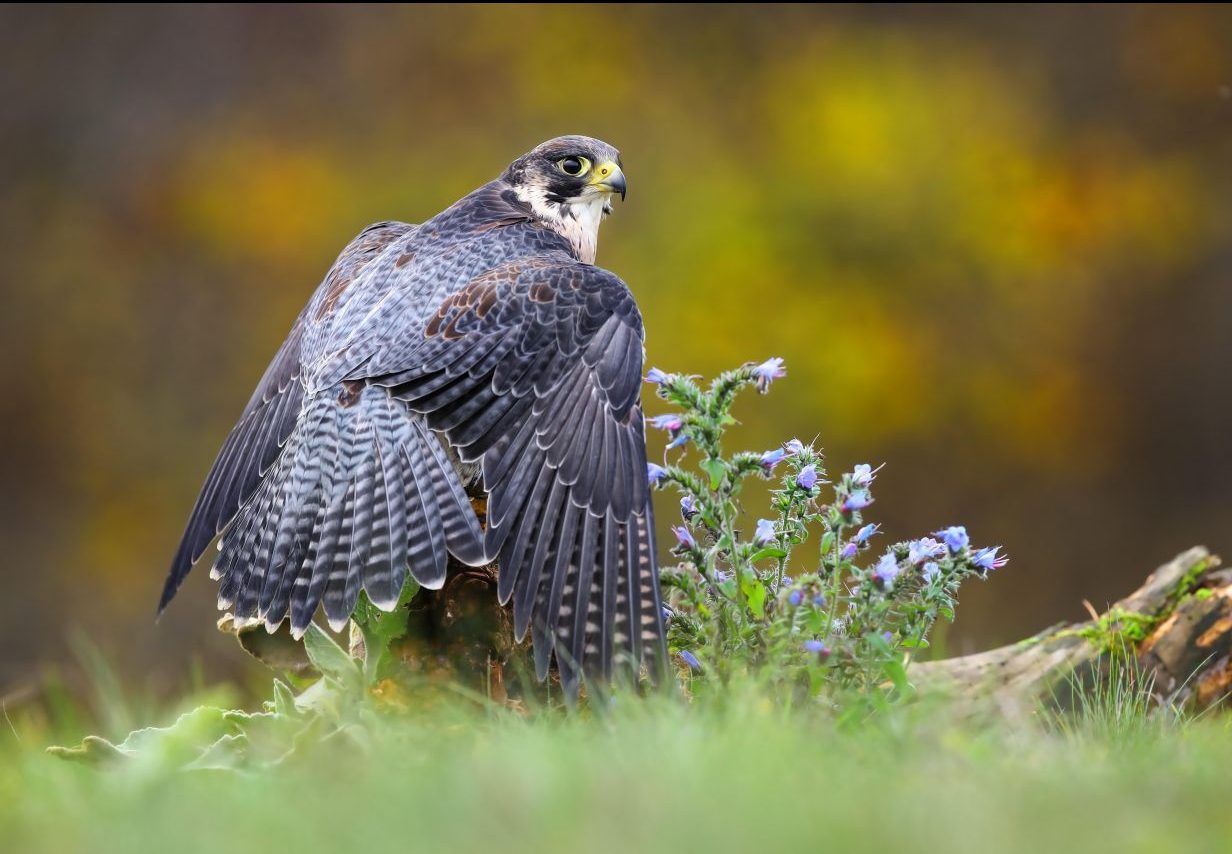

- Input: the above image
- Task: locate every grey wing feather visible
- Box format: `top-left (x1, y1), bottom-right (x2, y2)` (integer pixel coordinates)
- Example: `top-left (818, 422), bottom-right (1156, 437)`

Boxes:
top-left (368, 256), bottom-right (668, 700)
top-left (161, 221), bottom-right (416, 613)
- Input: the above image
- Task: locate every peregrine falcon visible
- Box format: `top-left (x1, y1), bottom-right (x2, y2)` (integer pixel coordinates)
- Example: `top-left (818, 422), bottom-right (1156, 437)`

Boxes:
top-left (161, 136), bottom-right (666, 697)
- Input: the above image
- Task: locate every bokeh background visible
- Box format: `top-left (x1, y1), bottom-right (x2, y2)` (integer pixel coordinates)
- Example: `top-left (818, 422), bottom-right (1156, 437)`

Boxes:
top-left (2, 5), bottom-right (1230, 698)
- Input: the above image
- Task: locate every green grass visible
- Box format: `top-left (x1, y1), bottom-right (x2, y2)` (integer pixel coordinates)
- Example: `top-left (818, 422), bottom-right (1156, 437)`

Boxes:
top-left (3, 674), bottom-right (1232, 854)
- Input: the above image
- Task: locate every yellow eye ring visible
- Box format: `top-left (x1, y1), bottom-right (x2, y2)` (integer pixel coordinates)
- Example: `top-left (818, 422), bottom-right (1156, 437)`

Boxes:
top-left (557, 155), bottom-right (591, 177)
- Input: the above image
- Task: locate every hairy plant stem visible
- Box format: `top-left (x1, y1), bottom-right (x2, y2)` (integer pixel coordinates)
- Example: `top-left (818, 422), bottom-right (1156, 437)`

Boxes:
top-left (822, 522), bottom-right (847, 643)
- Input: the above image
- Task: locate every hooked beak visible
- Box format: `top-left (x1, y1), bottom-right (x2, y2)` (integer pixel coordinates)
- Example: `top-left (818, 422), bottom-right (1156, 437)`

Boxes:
top-left (591, 161), bottom-right (627, 201)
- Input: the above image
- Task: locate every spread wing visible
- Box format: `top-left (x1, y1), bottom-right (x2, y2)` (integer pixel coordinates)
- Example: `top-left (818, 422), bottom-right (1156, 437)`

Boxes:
top-left (362, 256), bottom-right (667, 697)
top-left (159, 221), bottom-right (416, 612)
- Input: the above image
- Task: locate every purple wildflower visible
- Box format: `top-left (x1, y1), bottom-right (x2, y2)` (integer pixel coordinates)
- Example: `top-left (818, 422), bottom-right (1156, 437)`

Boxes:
top-left (803, 640), bottom-right (831, 661)
top-left (671, 526), bottom-right (697, 550)
top-left (784, 439), bottom-right (806, 456)
top-left (872, 552), bottom-right (901, 588)
top-left (650, 413), bottom-right (683, 433)
top-left (787, 589), bottom-right (803, 608)
top-left (812, 593), bottom-right (826, 608)
top-left (796, 465), bottom-right (819, 491)
top-left (678, 650), bottom-right (702, 673)
top-left (645, 367), bottom-right (669, 385)
top-left (909, 537), bottom-right (945, 565)
top-left (841, 542), bottom-right (858, 561)
top-left (650, 413), bottom-right (688, 449)
top-left (679, 495), bottom-right (698, 522)
top-left (647, 463), bottom-right (667, 487)
top-left (855, 523), bottom-right (881, 545)
top-left (972, 546), bottom-right (1008, 573)
top-left (922, 561), bottom-right (941, 583)
top-left (851, 463), bottom-right (881, 488)
top-left (753, 518), bottom-right (776, 546)
top-left (760, 448), bottom-right (787, 473)
top-left (841, 489), bottom-right (873, 513)
top-left (751, 357), bottom-right (786, 393)
top-left (936, 525), bottom-right (969, 553)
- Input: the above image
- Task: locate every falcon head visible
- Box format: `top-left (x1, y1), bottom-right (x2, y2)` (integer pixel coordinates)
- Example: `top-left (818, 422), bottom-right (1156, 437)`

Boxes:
top-left (502, 135), bottom-right (627, 264)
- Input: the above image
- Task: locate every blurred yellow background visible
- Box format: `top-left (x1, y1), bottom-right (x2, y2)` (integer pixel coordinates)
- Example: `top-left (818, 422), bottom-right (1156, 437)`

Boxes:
top-left (2, 5), bottom-right (1230, 694)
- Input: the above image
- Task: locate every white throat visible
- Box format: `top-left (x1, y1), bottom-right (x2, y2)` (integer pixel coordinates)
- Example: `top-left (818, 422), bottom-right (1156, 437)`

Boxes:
top-left (515, 186), bottom-right (610, 264)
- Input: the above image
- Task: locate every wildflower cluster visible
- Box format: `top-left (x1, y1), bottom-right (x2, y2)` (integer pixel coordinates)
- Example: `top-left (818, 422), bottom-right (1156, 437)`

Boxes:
top-left (647, 359), bottom-right (1007, 700)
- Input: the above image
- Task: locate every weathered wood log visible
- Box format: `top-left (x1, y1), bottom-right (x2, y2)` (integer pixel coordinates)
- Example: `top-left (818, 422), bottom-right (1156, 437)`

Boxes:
top-left (915, 546), bottom-right (1231, 712)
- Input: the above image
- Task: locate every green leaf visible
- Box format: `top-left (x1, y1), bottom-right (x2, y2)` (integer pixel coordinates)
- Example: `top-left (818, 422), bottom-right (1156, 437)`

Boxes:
top-left (742, 577), bottom-right (767, 619)
top-left (272, 679), bottom-right (298, 717)
top-left (750, 546), bottom-right (788, 562)
top-left (700, 458), bottom-right (726, 490)
top-left (819, 531), bottom-right (836, 555)
top-left (47, 706), bottom-right (234, 768)
top-left (882, 659), bottom-right (911, 694)
top-left (867, 630), bottom-right (895, 657)
top-left (303, 623), bottom-right (360, 684)
top-left (354, 581), bottom-right (419, 683)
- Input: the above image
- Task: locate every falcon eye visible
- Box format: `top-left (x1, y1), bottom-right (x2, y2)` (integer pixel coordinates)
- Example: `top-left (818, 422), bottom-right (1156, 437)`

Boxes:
top-left (557, 156), bottom-right (590, 177)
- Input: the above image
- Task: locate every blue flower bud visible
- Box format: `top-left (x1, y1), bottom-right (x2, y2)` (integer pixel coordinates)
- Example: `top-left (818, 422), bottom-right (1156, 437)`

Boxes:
top-left (787, 589), bottom-right (803, 607)
top-left (935, 525), bottom-right (969, 553)
top-left (855, 523), bottom-right (881, 545)
top-left (851, 463), bottom-right (881, 488)
top-left (760, 448), bottom-right (787, 473)
top-left (841, 489), bottom-right (872, 513)
top-left (796, 465), bottom-right (819, 491)
top-left (751, 357), bottom-right (786, 393)
top-left (753, 518), bottom-right (776, 546)
top-left (972, 546), bottom-right (1008, 573)
top-left (678, 650), bottom-right (702, 673)
top-left (679, 495), bottom-right (698, 522)
top-left (909, 537), bottom-right (945, 565)
top-left (803, 640), bottom-right (831, 661)
top-left (872, 553), bottom-right (901, 589)
top-left (671, 526), bottom-right (697, 550)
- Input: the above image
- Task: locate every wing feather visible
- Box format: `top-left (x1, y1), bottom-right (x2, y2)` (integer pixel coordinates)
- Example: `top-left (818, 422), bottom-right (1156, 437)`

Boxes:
top-left (372, 258), bottom-right (666, 695)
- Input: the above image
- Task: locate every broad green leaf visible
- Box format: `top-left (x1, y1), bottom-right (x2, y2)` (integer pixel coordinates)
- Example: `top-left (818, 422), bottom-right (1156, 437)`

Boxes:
top-left (700, 458), bottom-right (726, 490)
top-left (882, 659), bottom-right (911, 694)
top-left (354, 580), bottom-right (419, 683)
top-left (47, 705), bottom-right (233, 768)
top-left (742, 577), bottom-right (767, 619)
top-left (303, 623), bottom-right (359, 684)
top-left (272, 679), bottom-right (297, 717)
top-left (819, 531), bottom-right (836, 555)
